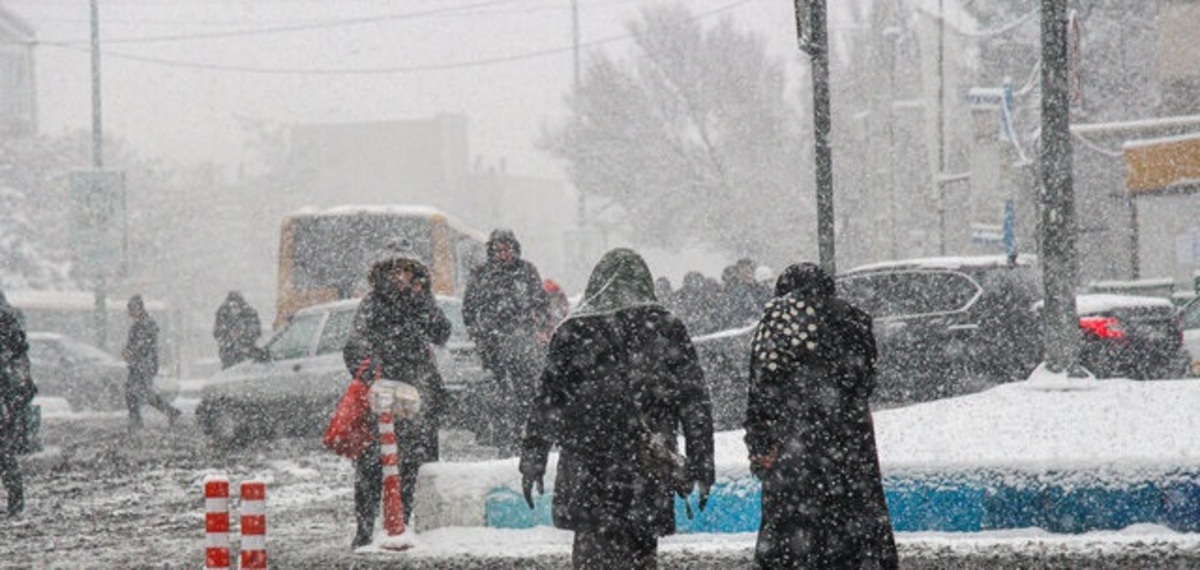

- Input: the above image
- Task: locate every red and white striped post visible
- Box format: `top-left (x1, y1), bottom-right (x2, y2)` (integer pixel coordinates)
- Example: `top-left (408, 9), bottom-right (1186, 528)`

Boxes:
top-left (204, 475), bottom-right (231, 570)
top-left (378, 410), bottom-right (407, 537)
top-left (240, 479), bottom-right (267, 569)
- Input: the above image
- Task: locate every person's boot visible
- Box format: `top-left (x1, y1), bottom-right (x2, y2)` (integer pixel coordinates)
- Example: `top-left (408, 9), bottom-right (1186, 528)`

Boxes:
top-left (351, 521), bottom-right (374, 549)
top-left (7, 487), bottom-right (23, 518)
top-left (168, 407), bottom-right (183, 428)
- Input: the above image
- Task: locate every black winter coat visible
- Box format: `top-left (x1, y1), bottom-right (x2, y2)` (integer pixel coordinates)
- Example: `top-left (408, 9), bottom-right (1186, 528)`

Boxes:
top-left (745, 292), bottom-right (898, 569)
top-left (462, 258), bottom-right (548, 340)
top-left (0, 301), bottom-right (35, 448)
top-left (213, 296), bottom-right (262, 367)
top-left (124, 315), bottom-right (159, 380)
top-left (343, 286), bottom-right (452, 464)
top-left (522, 306), bottom-right (715, 536)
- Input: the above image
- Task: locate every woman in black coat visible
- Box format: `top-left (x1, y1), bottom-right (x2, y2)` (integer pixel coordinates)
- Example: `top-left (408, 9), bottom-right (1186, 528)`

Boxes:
top-left (520, 248), bottom-right (715, 570)
top-left (744, 262), bottom-right (898, 569)
top-left (342, 256), bottom-right (452, 548)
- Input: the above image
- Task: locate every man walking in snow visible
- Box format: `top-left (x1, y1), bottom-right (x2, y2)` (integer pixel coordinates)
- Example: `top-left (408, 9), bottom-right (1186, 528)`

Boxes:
top-left (462, 229), bottom-right (550, 455)
top-left (0, 291), bottom-right (35, 517)
top-left (122, 295), bottom-right (180, 432)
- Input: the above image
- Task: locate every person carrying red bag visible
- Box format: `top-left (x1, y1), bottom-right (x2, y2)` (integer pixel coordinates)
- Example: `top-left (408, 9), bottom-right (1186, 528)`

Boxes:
top-left (341, 256), bottom-right (452, 549)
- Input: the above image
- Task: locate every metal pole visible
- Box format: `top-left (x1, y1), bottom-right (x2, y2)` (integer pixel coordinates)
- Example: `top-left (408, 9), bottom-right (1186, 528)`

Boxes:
top-left (1039, 0), bottom-right (1081, 375)
top-left (936, 0), bottom-right (946, 255)
top-left (809, 0), bottom-right (835, 274)
top-left (572, 0), bottom-right (587, 272)
top-left (90, 0), bottom-right (107, 350)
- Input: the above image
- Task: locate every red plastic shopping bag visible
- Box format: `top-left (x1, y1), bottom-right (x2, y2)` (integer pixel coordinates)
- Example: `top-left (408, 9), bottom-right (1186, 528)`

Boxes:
top-left (323, 359), bottom-right (377, 459)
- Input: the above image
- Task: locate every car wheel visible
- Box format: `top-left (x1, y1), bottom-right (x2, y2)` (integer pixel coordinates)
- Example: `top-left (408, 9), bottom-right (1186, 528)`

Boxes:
top-left (205, 401), bottom-right (245, 449)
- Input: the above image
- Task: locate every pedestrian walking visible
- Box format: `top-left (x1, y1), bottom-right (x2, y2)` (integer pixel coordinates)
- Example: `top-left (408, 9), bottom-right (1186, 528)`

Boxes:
top-left (342, 256), bottom-right (452, 548)
top-left (213, 291), bottom-right (263, 369)
top-left (122, 295), bottom-right (181, 432)
top-left (744, 262), bottom-right (898, 569)
top-left (520, 248), bottom-right (715, 570)
top-left (462, 229), bottom-right (550, 455)
top-left (0, 291), bottom-right (35, 517)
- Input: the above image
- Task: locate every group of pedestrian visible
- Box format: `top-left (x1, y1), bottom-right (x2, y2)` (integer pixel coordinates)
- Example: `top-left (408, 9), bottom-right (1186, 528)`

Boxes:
top-left (659, 257), bottom-right (775, 336)
top-left (337, 224), bottom-right (896, 568)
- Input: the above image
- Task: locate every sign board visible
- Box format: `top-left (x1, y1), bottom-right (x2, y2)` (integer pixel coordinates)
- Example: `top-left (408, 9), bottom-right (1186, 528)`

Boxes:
top-left (69, 169), bottom-right (125, 276)
top-left (1124, 134), bottom-right (1200, 196)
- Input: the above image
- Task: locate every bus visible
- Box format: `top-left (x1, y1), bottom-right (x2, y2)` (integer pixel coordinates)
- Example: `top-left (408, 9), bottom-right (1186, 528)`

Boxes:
top-left (275, 205), bottom-right (488, 326)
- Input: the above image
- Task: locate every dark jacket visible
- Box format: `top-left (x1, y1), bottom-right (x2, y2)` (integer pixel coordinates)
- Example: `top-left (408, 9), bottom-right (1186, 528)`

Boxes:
top-left (213, 292), bottom-right (262, 367)
top-left (522, 248), bottom-right (715, 536)
top-left (343, 257), bottom-right (452, 463)
top-left (462, 230), bottom-right (549, 342)
top-left (0, 296), bottom-right (35, 444)
top-left (124, 314), bottom-right (159, 380)
top-left (744, 263), bottom-right (898, 569)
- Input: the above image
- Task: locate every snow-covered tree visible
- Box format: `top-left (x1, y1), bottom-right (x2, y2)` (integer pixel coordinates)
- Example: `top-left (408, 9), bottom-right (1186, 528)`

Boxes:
top-left (541, 3), bottom-right (813, 264)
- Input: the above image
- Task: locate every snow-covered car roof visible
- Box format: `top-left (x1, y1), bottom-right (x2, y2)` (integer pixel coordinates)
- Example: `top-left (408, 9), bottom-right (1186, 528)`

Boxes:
top-left (841, 253), bottom-right (1038, 275)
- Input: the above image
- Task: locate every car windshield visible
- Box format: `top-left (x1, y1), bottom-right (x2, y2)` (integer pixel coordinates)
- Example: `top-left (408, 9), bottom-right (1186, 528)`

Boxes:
top-left (267, 313), bottom-right (324, 360)
top-left (839, 270), bottom-right (980, 318)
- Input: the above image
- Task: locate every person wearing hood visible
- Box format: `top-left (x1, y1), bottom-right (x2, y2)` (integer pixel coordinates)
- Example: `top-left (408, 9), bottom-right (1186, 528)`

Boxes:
top-left (342, 256), bottom-right (452, 548)
top-left (0, 291), bottom-right (35, 517)
top-left (213, 291), bottom-right (263, 369)
top-left (462, 229), bottom-right (550, 455)
top-left (520, 248), bottom-right (715, 570)
top-left (744, 263), bottom-right (898, 569)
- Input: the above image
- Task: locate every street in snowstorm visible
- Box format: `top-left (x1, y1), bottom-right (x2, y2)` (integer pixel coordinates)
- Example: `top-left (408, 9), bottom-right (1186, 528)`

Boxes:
top-left (4, 396), bottom-right (1200, 569)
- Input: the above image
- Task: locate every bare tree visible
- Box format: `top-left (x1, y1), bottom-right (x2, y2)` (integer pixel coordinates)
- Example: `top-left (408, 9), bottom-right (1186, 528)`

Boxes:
top-left (541, 3), bottom-right (813, 264)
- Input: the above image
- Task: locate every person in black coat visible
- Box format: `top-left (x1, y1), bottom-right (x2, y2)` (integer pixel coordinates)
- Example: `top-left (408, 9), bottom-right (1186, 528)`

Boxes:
top-left (213, 291), bottom-right (263, 369)
top-left (462, 229), bottom-right (550, 455)
top-left (342, 256), bottom-right (452, 549)
top-left (0, 291), bottom-right (35, 517)
top-left (520, 248), bottom-right (715, 570)
top-left (744, 263), bottom-right (898, 569)
top-left (122, 295), bottom-right (180, 432)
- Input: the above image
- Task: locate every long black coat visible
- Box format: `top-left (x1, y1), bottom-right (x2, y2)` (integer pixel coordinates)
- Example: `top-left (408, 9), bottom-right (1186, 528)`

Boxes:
top-left (462, 231), bottom-right (548, 355)
top-left (745, 291), bottom-right (898, 570)
top-left (213, 294), bottom-right (262, 368)
top-left (522, 306), bottom-right (715, 536)
top-left (0, 300), bottom-right (34, 449)
top-left (124, 315), bottom-right (159, 382)
top-left (343, 279), bottom-right (452, 464)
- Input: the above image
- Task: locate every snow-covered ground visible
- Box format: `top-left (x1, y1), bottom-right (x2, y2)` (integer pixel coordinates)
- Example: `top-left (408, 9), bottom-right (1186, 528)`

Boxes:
top-left (6, 374), bottom-right (1200, 567)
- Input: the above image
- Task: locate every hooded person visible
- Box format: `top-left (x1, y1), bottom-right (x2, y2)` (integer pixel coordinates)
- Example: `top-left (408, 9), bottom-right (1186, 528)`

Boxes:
top-left (342, 256), bottom-right (452, 548)
top-left (519, 248), bottom-right (715, 570)
top-left (122, 294), bottom-right (181, 432)
top-left (0, 291), bottom-right (35, 517)
top-left (213, 291), bottom-right (263, 369)
top-left (744, 262), bottom-right (898, 569)
top-left (461, 229), bottom-right (550, 455)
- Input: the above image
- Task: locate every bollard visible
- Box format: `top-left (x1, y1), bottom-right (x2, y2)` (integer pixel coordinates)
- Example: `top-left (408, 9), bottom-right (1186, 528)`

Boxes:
top-left (240, 480), bottom-right (268, 569)
top-left (378, 409), bottom-right (407, 537)
top-left (204, 475), bottom-right (231, 570)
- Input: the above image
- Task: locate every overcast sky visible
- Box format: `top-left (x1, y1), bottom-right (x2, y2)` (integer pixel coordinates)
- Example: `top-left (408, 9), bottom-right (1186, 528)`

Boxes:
top-left (9, 0), bottom-right (822, 179)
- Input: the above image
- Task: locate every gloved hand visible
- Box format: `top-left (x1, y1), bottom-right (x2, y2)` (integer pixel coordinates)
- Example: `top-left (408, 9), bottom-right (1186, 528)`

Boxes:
top-left (749, 447), bottom-right (779, 480)
top-left (696, 481), bottom-right (712, 512)
top-left (518, 455), bottom-right (545, 510)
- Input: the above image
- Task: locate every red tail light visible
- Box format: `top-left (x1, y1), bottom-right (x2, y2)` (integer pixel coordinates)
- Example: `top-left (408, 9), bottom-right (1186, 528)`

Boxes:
top-left (1079, 316), bottom-right (1125, 339)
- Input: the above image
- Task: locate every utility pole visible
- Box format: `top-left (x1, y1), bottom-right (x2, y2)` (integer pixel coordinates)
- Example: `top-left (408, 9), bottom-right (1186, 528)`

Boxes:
top-left (90, 0), bottom-right (108, 351)
top-left (1039, 0), bottom-right (1082, 376)
top-left (796, 0), bottom-right (835, 275)
top-left (936, 0), bottom-right (946, 255)
top-left (571, 0), bottom-right (588, 286)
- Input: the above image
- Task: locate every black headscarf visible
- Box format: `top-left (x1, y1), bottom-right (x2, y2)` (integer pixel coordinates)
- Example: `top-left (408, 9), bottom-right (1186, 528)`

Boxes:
top-left (774, 262), bottom-right (836, 299)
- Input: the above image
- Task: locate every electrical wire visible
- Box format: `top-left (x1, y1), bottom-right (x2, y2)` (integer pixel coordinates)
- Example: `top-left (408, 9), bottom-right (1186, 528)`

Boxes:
top-left (37, 0), bottom-right (761, 76)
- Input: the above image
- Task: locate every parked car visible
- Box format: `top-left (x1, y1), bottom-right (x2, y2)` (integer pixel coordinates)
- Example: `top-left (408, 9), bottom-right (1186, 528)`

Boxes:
top-left (837, 255), bottom-right (1045, 403)
top-left (196, 296), bottom-right (487, 447)
top-left (1074, 293), bottom-right (1189, 380)
top-left (27, 332), bottom-right (179, 412)
top-left (1181, 296), bottom-right (1200, 376)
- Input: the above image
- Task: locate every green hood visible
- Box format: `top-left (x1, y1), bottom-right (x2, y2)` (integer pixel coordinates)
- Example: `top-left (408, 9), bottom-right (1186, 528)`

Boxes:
top-left (570, 248), bottom-right (661, 319)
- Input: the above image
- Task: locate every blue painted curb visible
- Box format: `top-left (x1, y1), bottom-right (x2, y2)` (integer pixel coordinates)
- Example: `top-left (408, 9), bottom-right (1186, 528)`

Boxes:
top-left (483, 471), bottom-right (1200, 534)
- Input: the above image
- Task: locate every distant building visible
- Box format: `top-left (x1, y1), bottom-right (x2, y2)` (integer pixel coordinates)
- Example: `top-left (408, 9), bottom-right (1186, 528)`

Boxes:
top-left (285, 114), bottom-right (577, 289)
top-left (0, 3), bottom-right (35, 136)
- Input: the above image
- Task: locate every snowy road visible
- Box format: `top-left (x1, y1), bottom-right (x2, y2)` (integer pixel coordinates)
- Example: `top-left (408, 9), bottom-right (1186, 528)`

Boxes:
top-left (5, 398), bottom-right (1200, 568)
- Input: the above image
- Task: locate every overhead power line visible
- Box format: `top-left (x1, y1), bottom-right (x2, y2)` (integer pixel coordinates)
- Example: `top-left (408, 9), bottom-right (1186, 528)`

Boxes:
top-left (38, 0), bottom-right (518, 45)
top-left (39, 0), bottom-right (761, 76)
